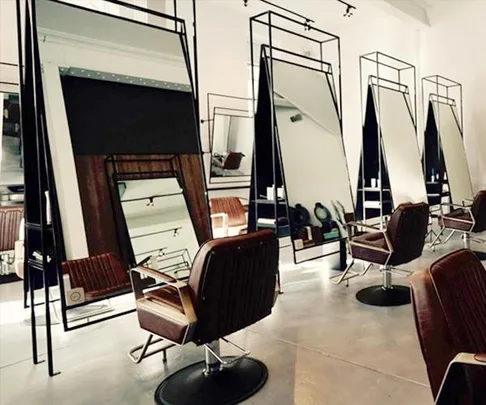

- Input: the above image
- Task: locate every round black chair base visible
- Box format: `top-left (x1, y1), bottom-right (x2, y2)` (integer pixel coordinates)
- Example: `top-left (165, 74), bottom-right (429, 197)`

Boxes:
top-left (473, 251), bottom-right (486, 261)
top-left (154, 357), bottom-right (268, 405)
top-left (356, 285), bottom-right (411, 307)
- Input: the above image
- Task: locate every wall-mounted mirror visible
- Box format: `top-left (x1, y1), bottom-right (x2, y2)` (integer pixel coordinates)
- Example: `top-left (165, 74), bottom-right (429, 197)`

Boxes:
top-left (117, 176), bottom-right (198, 278)
top-left (210, 109), bottom-right (253, 181)
top-left (33, 0), bottom-right (208, 327)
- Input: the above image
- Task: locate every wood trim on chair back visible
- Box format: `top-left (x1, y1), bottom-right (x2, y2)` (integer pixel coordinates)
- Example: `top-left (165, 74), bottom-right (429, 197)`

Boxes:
top-left (410, 249), bottom-right (486, 402)
top-left (210, 197), bottom-right (246, 228)
top-left (0, 206), bottom-right (23, 252)
top-left (386, 202), bottom-right (429, 266)
top-left (471, 190), bottom-right (486, 233)
top-left (188, 230), bottom-right (279, 345)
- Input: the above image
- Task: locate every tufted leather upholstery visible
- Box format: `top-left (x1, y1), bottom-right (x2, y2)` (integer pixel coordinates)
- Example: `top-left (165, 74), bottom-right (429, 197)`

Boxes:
top-left (410, 249), bottom-right (486, 402)
top-left (210, 197), bottom-right (248, 238)
top-left (349, 202), bottom-right (429, 266)
top-left (0, 206), bottom-right (23, 252)
top-left (441, 190), bottom-right (486, 234)
top-left (132, 230), bottom-right (279, 346)
top-left (223, 152), bottom-right (244, 170)
top-left (62, 253), bottom-right (131, 300)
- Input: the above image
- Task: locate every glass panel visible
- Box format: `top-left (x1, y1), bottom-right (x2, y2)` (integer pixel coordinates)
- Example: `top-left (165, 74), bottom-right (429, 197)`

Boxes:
top-left (271, 58), bottom-right (354, 253)
top-left (118, 177), bottom-right (199, 279)
top-left (210, 113), bottom-right (253, 179)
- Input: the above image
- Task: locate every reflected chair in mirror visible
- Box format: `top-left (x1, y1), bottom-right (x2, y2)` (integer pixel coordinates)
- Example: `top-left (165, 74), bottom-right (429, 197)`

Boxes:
top-left (430, 190), bottom-right (486, 260)
top-left (62, 253), bottom-right (131, 303)
top-left (0, 206), bottom-right (24, 275)
top-left (210, 197), bottom-right (248, 238)
top-left (331, 202), bottom-right (429, 307)
top-left (130, 230), bottom-right (279, 405)
top-left (410, 249), bottom-right (486, 405)
top-left (212, 152), bottom-right (245, 176)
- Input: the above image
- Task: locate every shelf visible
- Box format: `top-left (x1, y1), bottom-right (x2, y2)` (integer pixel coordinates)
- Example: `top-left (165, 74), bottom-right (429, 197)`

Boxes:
top-left (254, 198), bottom-right (286, 205)
top-left (294, 237), bottom-right (346, 252)
top-left (359, 188), bottom-right (391, 192)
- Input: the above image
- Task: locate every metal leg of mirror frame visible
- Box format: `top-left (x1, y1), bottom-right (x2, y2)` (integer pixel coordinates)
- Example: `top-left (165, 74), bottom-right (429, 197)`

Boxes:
top-left (128, 334), bottom-right (174, 364)
top-left (443, 230), bottom-right (455, 245)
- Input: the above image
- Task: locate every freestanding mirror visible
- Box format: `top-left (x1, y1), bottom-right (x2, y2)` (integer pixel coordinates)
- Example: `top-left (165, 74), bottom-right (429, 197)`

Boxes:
top-left (250, 17), bottom-right (353, 266)
top-left (31, 0), bottom-right (209, 330)
top-left (422, 76), bottom-right (471, 206)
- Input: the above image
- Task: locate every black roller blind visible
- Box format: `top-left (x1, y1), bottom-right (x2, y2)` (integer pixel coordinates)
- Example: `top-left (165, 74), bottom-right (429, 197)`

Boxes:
top-left (60, 75), bottom-right (199, 155)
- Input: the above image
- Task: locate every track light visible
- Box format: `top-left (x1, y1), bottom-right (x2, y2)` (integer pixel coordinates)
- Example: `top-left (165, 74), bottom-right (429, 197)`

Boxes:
top-left (304, 19), bottom-right (312, 31)
top-left (146, 197), bottom-right (154, 207)
top-left (243, 0), bottom-right (248, 6)
top-left (338, 0), bottom-right (355, 17)
top-left (173, 228), bottom-right (179, 237)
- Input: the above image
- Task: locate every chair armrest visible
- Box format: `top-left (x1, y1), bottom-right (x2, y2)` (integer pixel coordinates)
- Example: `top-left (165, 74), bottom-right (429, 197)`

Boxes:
top-left (211, 213), bottom-right (229, 236)
top-left (441, 202), bottom-right (471, 210)
top-left (131, 266), bottom-right (197, 324)
top-left (347, 221), bottom-right (381, 232)
top-left (348, 222), bottom-right (394, 253)
top-left (435, 352), bottom-right (486, 404)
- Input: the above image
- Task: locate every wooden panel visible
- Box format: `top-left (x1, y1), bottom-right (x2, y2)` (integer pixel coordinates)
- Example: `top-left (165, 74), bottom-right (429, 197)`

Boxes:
top-left (74, 153), bottom-right (210, 261)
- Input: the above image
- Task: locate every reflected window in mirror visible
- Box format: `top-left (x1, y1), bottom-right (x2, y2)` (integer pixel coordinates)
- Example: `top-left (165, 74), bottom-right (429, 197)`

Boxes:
top-left (117, 177), bottom-right (199, 279)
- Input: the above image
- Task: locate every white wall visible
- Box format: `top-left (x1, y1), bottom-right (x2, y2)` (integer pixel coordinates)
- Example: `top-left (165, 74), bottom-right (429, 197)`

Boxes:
top-left (421, 1), bottom-right (486, 192)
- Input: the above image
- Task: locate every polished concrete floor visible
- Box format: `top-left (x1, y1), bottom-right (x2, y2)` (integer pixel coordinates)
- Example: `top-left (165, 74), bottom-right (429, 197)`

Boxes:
top-left (0, 234), bottom-right (484, 404)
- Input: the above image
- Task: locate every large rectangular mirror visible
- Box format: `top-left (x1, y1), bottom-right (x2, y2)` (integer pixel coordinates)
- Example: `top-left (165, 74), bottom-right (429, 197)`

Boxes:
top-left (432, 99), bottom-right (473, 205)
top-left (117, 176), bottom-right (199, 278)
top-left (210, 109), bottom-right (253, 182)
top-left (371, 84), bottom-right (428, 206)
top-left (33, 0), bottom-right (208, 326)
top-left (270, 57), bottom-right (354, 261)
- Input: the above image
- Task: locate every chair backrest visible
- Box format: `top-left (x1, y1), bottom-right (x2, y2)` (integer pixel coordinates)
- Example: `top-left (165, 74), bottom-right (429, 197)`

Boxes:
top-left (410, 249), bottom-right (486, 401)
top-left (223, 152), bottom-right (244, 170)
top-left (62, 253), bottom-right (129, 294)
top-left (188, 230), bottom-right (279, 345)
top-left (0, 206), bottom-right (23, 252)
top-left (471, 190), bottom-right (486, 232)
top-left (210, 197), bottom-right (246, 228)
top-left (386, 202), bottom-right (429, 265)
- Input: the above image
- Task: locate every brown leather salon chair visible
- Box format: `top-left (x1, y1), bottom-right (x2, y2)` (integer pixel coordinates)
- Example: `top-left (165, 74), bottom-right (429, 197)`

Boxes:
top-left (210, 197), bottom-right (248, 238)
top-left (431, 190), bottom-right (486, 260)
top-left (410, 249), bottom-right (486, 405)
top-left (331, 202), bottom-right (429, 307)
top-left (0, 206), bottom-right (24, 272)
top-left (62, 252), bottom-right (131, 301)
top-left (130, 230), bottom-right (279, 405)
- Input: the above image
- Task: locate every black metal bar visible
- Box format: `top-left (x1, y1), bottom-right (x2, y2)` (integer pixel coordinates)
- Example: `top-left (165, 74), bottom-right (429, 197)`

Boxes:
top-left (361, 55), bottom-right (401, 72)
top-left (65, 308), bottom-right (136, 332)
top-left (262, 44), bottom-right (332, 68)
top-left (121, 191), bottom-right (182, 204)
top-left (376, 51), bottom-right (415, 69)
top-left (252, 18), bottom-right (321, 45)
top-left (30, 0), bottom-right (58, 377)
top-left (369, 75), bottom-right (409, 91)
top-left (0, 81), bottom-right (20, 86)
top-left (259, 0), bottom-right (314, 23)
top-left (208, 185), bottom-right (251, 192)
top-left (0, 61), bottom-right (19, 67)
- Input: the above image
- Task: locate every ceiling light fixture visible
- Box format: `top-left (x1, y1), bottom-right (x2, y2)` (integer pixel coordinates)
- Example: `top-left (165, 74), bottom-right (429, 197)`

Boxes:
top-left (146, 197), bottom-right (155, 207)
top-left (337, 0), bottom-right (356, 17)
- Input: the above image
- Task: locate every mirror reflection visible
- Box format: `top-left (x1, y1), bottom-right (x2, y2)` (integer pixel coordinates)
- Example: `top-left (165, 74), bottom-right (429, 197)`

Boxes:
top-left (432, 99), bottom-right (473, 205)
top-left (210, 112), bottom-right (253, 180)
top-left (34, 0), bottom-right (202, 319)
top-left (0, 92), bottom-right (24, 280)
top-left (118, 177), bottom-right (199, 278)
top-left (271, 58), bottom-right (354, 252)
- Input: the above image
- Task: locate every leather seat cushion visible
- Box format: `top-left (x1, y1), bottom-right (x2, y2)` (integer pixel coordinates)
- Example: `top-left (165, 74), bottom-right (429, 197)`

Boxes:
top-left (85, 282), bottom-right (132, 300)
top-left (145, 286), bottom-right (184, 313)
top-left (350, 232), bottom-right (389, 265)
top-left (441, 210), bottom-right (473, 232)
